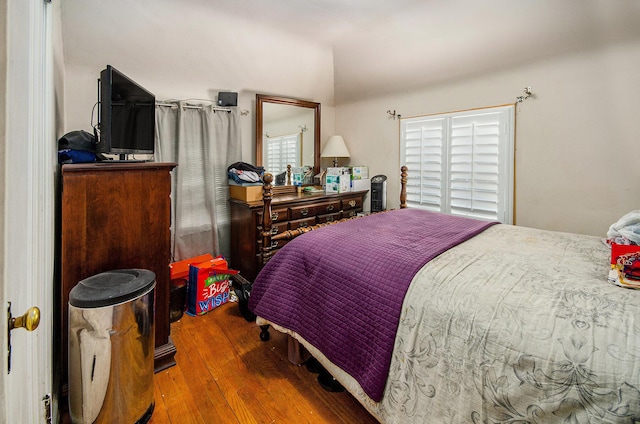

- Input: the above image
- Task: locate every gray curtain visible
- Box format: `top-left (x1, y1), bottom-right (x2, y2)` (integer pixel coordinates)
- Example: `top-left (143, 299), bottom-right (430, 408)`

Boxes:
top-left (155, 101), bottom-right (241, 261)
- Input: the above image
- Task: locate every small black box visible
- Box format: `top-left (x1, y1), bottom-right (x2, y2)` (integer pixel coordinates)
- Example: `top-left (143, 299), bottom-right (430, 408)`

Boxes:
top-left (217, 91), bottom-right (238, 107)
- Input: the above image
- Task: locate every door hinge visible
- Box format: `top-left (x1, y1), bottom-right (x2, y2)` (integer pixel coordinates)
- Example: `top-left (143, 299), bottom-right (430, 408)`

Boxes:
top-left (43, 394), bottom-right (52, 424)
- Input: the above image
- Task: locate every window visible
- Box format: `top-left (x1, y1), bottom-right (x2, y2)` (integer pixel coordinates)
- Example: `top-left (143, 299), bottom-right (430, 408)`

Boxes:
top-left (400, 106), bottom-right (514, 223)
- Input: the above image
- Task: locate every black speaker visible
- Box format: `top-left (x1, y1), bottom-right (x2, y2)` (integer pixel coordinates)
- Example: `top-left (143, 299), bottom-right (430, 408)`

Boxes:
top-left (217, 92), bottom-right (238, 107)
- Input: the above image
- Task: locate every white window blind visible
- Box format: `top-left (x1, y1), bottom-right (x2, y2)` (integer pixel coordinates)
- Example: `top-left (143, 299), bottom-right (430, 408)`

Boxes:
top-left (265, 133), bottom-right (300, 174)
top-left (400, 106), bottom-right (514, 223)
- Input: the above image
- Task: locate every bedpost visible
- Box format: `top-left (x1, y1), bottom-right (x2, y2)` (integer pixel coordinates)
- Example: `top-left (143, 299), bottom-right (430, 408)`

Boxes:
top-left (400, 166), bottom-right (408, 209)
top-left (261, 173), bottom-right (274, 266)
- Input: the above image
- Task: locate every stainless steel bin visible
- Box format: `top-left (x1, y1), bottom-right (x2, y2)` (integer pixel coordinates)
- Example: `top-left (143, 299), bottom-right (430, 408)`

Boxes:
top-left (68, 269), bottom-right (155, 424)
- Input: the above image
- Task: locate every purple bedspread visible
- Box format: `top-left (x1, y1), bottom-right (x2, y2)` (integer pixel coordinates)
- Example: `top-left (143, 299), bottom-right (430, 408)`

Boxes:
top-left (248, 208), bottom-right (497, 401)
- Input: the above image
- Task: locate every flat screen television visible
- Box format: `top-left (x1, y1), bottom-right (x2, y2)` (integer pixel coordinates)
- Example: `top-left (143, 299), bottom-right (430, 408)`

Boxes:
top-left (98, 65), bottom-right (155, 159)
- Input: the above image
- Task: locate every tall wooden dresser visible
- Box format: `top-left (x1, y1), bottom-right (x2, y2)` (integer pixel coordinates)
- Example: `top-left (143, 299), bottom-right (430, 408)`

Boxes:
top-left (57, 162), bottom-right (177, 394)
top-left (229, 189), bottom-right (368, 281)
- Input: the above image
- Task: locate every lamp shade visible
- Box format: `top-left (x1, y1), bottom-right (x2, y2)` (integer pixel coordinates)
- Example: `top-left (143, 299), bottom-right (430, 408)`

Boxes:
top-left (321, 135), bottom-right (350, 158)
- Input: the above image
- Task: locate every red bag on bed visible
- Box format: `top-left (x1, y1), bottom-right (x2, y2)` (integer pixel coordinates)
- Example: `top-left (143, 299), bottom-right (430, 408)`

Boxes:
top-left (186, 257), bottom-right (238, 316)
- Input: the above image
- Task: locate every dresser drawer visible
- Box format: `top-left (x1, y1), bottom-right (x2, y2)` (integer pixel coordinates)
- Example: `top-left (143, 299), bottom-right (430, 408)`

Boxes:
top-left (317, 200), bottom-right (340, 215)
top-left (258, 221), bottom-right (288, 237)
top-left (317, 212), bottom-right (341, 224)
top-left (289, 217), bottom-right (317, 230)
top-left (289, 204), bottom-right (316, 220)
top-left (342, 195), bottom-right (363, 212)
top-left (289, 200), bottom-right (341, 220)
top-left (258, 237), bottom-right (289, 252)
top-left (258, 206), bottom-right (289, 223)
top-left (343, 209), bottom-right (360, 219)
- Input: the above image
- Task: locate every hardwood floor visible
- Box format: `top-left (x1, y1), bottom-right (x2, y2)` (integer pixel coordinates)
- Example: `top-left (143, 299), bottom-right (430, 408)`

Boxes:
top-left (62, 301), bottom-right (378, 423)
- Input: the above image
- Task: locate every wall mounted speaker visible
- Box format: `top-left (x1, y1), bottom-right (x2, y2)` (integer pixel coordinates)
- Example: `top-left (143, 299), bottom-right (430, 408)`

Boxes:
top-left (217, 92), bottom-right (238, 107)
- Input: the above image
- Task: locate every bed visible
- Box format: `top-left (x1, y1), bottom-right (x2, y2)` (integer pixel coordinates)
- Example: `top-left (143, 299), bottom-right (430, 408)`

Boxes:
top-left (248, 168), bottom-right (640, 423)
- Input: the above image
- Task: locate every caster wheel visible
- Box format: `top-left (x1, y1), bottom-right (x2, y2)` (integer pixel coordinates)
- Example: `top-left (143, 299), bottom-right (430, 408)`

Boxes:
top-left (259, 325), bottom-right (270, 341)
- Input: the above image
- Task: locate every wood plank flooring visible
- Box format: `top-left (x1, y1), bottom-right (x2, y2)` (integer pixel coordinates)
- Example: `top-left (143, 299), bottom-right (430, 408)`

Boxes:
top-left (62, 301), bottom-right (378, 423)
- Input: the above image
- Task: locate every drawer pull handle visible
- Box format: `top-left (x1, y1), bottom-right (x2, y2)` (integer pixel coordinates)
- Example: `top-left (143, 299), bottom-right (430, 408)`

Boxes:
top-left (348, 200), bottom-right (356, 208)
top-left (271, 212), bottom-right (279, 220)
top-left (271, 241), bottom-right (278, 249)
top-left (349, 210), bottom-right (357, 217)
top-left (271, 227), bottom-right (279, 235)
top-left (326, 205), bottom-right (335, 212)
top-left (300, 222), bottom-right (308, 228)
top-left (326, 216), bottom-right (334, 222)
top-left (300, 208), bottom-right (309, 216)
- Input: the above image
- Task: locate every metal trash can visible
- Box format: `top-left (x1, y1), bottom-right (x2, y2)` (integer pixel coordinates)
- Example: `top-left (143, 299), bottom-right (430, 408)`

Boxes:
top-left (68, 269), bottom-right (156, 424)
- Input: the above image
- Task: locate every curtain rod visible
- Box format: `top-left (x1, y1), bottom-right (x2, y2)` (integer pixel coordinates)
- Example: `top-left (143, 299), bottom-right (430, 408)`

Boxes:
top-left (156, 101), bottom-right (232, 113)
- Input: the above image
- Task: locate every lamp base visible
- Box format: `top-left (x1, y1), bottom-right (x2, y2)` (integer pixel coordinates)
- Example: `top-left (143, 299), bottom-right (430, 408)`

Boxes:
top-left (332, 158), bottom-right (339, 167)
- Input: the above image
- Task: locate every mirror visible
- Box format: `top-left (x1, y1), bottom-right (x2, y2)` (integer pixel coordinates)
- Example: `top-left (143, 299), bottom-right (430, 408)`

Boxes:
top-left (256, 94), bottom-right (320, 186)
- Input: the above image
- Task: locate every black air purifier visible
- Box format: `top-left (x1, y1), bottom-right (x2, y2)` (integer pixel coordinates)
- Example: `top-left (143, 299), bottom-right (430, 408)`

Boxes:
top-left (371, 175), bottom-right (387, 212)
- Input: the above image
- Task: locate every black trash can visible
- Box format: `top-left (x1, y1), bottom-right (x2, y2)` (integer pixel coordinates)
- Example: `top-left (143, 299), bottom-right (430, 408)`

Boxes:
top-left (68, 269), bottom-right (156, 424)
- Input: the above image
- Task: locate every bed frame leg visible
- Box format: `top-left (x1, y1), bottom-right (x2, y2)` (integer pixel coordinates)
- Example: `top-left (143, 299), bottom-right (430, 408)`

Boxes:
top-left (259, 324), bottom-right (270, 341)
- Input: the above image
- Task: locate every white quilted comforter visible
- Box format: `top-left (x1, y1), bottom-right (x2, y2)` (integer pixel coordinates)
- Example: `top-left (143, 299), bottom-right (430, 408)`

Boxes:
top-left (278, 224), bottom-right (640, 423)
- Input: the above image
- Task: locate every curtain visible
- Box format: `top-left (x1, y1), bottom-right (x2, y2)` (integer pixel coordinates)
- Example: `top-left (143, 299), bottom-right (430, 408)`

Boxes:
top-left (155, 101), bottom-right (241, 261)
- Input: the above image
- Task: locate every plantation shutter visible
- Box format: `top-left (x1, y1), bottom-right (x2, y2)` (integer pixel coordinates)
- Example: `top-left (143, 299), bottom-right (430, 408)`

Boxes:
top-left (402, 118), bottom-right (446, 211)
top-left (400, 106), bottom-right (514, 223)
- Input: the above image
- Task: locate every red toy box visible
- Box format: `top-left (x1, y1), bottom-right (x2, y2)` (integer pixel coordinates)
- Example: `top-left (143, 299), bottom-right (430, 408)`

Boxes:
top-left (169, 253), bottom-right (215, 321)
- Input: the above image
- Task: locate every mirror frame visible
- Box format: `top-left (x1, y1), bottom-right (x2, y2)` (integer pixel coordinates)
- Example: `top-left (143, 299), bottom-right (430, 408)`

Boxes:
top-left (256, 94), bottom-right (321, 183)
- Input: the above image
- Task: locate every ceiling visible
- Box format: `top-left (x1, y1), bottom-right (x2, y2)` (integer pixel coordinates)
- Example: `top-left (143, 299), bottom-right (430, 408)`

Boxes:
top-left (63, 0), bottom-right (640, 103)
top-left (198, 0), bottom-right (640, 102)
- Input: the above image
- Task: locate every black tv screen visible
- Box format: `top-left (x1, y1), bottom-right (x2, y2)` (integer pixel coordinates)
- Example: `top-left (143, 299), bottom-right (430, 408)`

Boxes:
top-left (98, 65), bottom-right (155, 156)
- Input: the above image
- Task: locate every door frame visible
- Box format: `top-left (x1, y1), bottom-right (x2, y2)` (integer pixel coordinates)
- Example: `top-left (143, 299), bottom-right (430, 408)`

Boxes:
top-left (1, 0), bottom-right (55, 422)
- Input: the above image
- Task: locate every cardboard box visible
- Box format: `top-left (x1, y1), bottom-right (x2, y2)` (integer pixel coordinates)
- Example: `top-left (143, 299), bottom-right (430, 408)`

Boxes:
top-left (326, 167), bottom-right (349, 176)
top-left (339, 174), bottom-right (351, 192)
top-left (229, 184), bottom-right (263, 202)
top-left (325, 167), bottom-right (351, 193)
top-left (350, 166), bottom-right (369, 180)
top-left (325, 175), bottom-right (339, 193)
top-left (351, 178), bottom-right (371, 192)
top-left (325, 174), bottom-right (351, 193)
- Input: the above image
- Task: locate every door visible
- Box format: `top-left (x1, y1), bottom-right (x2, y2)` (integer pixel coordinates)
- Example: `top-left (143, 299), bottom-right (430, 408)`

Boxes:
top-left (1, 0), bottom-right (55, 422)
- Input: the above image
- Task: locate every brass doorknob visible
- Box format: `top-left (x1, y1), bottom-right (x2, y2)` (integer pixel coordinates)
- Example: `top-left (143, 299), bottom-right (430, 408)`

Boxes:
top-left (9, 306), bottom-right (40, 332)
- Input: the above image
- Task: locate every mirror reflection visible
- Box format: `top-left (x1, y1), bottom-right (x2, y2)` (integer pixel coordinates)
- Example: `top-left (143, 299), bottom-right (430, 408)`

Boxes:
top-left (256, 95), bottom-right (320, 186)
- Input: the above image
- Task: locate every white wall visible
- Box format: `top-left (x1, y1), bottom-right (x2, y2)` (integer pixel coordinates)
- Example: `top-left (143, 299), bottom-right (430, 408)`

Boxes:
top-left (60, 0), bottom-right (336, 164)
top-left (336, 39), bottom-right (640, 237)
top-left (60, 1), bottom-right (640, 237)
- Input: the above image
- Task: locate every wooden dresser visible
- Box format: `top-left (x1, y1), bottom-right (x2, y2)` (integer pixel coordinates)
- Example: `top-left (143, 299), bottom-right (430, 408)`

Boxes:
top-left (57, 162), bottom-right (177, 393)
top-left (229, 189), bottom-right (368, 281)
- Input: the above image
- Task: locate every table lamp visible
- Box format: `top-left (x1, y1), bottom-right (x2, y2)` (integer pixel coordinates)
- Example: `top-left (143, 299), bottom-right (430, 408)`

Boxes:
top-left (321, 135), bottom-right (350, 167)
